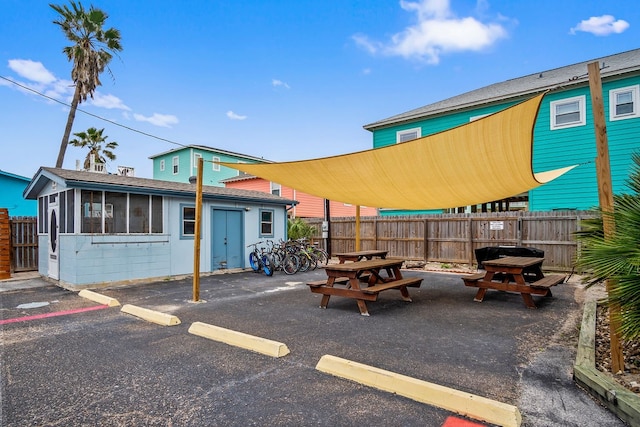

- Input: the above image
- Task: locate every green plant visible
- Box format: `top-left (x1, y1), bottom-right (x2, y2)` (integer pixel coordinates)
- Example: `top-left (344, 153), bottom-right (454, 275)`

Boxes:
top-left (575, 152), bottom-right (640, 339)
top-left (287, 217), bottom-right (315, 241)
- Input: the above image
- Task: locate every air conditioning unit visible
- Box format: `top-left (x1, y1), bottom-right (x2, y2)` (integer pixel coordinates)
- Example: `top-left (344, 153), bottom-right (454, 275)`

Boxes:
top-left (117, 166), bottom-right (135, 177)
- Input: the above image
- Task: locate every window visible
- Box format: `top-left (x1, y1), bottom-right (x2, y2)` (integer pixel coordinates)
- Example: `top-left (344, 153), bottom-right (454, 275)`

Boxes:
top-left (129, 194), bottom-right (150, 233)
top-left (259, 209), bottom-right (274, 236)
top-left (194, 153), bottom-right (202, 169)
top-left (212, 156), bottom-right (220, 171)
top-left (81, 190), bottom-right (103, 233)
top-left (80, 190), bottom-right (163, 234)
top-left (159, 159), bottom-right (165, 172)
top-left (151, 195), bottom-right (163, 233)
top-left (105, 192), bottom-right (127, 233)
top-left (38, 196), bottom-right (48, 233)
top-left (181, 204), bottom-right (196, 237)
top-left (65, 189), bottom-right (74, 233)
top-left (271, 182), bottom-right (281, 196)
top-left (172, 156), bottom-right (179, 175)
top-left (550, 96), bottom-right (586, 129)
top-left (610, 85), bottom-right (640, 121)
top-left (396, 127), bottom-right (421, 143)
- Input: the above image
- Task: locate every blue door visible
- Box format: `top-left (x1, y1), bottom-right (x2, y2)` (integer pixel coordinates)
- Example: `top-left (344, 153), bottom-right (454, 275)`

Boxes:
top-left (211, 208), bottom-right (243, 270)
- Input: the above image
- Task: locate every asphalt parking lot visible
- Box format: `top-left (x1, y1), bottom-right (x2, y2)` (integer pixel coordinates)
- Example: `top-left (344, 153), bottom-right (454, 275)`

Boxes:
top-left (0, 268), bottom-right (627, 426)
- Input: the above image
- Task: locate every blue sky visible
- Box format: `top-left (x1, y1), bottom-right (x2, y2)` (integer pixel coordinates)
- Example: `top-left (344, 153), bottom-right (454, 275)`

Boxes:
top-left (1, 0), bottom-right (638, 179)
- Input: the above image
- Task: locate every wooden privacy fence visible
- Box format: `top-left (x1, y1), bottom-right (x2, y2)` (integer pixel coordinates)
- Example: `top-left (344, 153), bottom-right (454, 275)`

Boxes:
top-left (10, 216), bottom-right (38, 272)
top-left (0, 211), bottom-right (38, 275)
top-left (0, 209), bottom-right (10, 279)
top-left (306, 211), bottom-right (594, 272)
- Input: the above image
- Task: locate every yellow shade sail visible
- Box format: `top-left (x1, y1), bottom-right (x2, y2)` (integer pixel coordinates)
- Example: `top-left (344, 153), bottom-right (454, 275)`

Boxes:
top-left (220, 93), bottom-right (576, 210)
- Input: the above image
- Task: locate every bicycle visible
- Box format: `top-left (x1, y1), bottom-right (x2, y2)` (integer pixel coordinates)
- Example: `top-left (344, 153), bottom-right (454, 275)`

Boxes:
top-left (266, 239), bottom-right (299, 275)
top-left (247, 241), bottom-right (273, 276)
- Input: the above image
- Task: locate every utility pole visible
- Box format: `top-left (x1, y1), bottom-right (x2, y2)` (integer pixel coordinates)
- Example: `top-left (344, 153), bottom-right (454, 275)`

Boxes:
top-left (588, 60), bottom-right (624, 373)
top-left (192, 157), bottom-right (203, 302)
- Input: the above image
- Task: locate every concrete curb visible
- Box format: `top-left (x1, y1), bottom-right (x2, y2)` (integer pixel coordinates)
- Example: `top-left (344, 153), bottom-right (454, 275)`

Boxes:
top-left (120, 304), bottom-right (181, 326)
top-left (316, 354), bottom-right (521, 427)
top-left (188, 322), bottom-right (290, 358)
top-left (78, 290), bottom-right (120, 307)
top-left (574, 300), bottom-right (640, 426)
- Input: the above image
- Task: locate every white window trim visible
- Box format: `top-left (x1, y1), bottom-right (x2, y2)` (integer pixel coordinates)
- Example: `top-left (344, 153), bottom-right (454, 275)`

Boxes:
top-left (212, 156), bottom-right (220, 171)
top-left (609, 85), bottom-right (640, 121)
top-left (270, 182), bottom-right (281, 196)
top-left (550, 95), bottom-right (586, 130)
top-left (172, 156), bottom-right (179, 175)
top-left (159, 159), bottom-right (165, 172)
top-left (396, 127), bottom-right (421, 143)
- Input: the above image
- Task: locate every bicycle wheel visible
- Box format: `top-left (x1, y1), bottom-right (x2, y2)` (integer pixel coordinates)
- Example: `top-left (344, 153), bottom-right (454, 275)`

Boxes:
top-left (249, 252), bottom-right (261, 272)
top-left (314, 249), bottom-right (329, 266)
top-left (298, 253), bottom-right (311, 272)
top-left (261, 254), bottom-right (274, 276)
top-left (282, 254), bottom-right (299, 275)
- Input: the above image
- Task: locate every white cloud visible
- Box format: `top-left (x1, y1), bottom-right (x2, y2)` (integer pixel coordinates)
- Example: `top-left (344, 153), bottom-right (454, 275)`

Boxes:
top-left (8, 59), bottom-right (56, 84)
top-left (353, 0), bottom-right (508, 64)
top-left (226, 110), bottom-right (247, 120)
top-left (570, 15), bottom-right (629, 36)
top-left (272, 79), bottom-right (290, 89)
top-left (90, 92), bottom-right (131, 110)
top-left (133, 113), bottom-right (179, 128)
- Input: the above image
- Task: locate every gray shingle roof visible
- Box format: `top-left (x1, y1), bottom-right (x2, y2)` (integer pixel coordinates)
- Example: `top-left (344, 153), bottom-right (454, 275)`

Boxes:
top-left (25, 168), bottom-right (296, 206)
top-left (148, 144), bottom-right (272, 163)
top-left (363, 48), bottom-right (640, 131)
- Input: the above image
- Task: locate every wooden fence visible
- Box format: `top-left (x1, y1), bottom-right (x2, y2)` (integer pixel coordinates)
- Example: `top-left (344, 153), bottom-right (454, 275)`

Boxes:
top-left (0, 209), bottom-right (10, 279)
top-left (0, 212), bottom-right (39, 275)
top-left (10, 216), bottom-right (38, 272)
top-left (306, 211), bottom-right (594, 272)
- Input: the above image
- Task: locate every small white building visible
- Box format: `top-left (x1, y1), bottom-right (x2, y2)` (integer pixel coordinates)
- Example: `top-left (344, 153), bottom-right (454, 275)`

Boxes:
top-left (24, 167), bottom-right (297, 289)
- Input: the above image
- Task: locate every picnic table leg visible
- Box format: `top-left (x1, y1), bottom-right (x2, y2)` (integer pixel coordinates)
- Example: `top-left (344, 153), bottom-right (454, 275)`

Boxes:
top-left (319, 276), bottom-right (336, 309)
top-left (399, 286), bottom-right (412, 302)
top-left (474, 288), bottom-right (487, 302)
top-left (514, 273), bottom-right (538, 309)
top-left (356, 299), bottom-right (370, 316)
top-left (521, 293), bottom-right (537, 309)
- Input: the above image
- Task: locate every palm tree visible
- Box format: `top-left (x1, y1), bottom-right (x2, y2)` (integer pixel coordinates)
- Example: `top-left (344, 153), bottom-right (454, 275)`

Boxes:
top-left (51, 1), bottom-right (122, 168)
top-left (69, 127), bottom-right (118, 171)
top-left (575, 152), bottom-right (640, 339)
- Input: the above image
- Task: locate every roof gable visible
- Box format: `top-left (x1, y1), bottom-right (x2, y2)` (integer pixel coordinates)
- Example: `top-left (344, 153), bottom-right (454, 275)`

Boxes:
top-left (364, 48), bottom-right (640, 130)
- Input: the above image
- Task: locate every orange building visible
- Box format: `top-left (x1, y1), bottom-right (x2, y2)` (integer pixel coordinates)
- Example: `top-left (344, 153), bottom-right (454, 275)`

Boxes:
top-left (222, 174), bottom-right (378, 218)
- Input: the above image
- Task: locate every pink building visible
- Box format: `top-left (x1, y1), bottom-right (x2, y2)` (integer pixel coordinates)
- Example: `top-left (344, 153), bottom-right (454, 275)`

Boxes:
top-left (222, 174), bottom-right (378, 218)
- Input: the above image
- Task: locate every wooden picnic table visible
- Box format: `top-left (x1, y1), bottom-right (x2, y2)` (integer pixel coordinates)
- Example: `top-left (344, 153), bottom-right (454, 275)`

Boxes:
top-left (334, 250), bottom-right (388, 263)
top-left (461, 256), bottom-right (565, 308)
top-left (307, 258), bottom-right (422, 316)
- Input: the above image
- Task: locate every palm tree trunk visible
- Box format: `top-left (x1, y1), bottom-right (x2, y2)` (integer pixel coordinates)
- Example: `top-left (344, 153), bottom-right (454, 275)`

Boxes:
top-left (55, 86), bottom-right (81, 168)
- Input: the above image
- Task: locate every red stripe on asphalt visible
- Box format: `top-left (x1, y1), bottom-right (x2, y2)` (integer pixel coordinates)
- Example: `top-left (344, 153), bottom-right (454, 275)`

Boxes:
top-left (0, 305), bottom-right (110, 325)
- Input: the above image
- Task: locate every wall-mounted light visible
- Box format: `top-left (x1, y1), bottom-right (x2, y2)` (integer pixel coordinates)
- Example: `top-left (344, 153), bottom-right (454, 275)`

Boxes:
top-left (245, 207), bottom-right (251, 211)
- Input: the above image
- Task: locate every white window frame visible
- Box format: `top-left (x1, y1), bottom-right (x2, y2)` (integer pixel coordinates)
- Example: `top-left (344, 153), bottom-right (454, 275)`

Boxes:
top-left (609, 85), bottom-right (640, 121)
top-left (550, 95), bottom-right (586, 130)
top-left (270, 182), bottom-right (281, 196)
top-left (159, 159), bottom-right (165, 172)
top-left (172, 156), bottom-right (179, 175)
top-left (212, 156), bottom-right (220, 171)
top-left (396, 127), bottom-right (421, 143)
